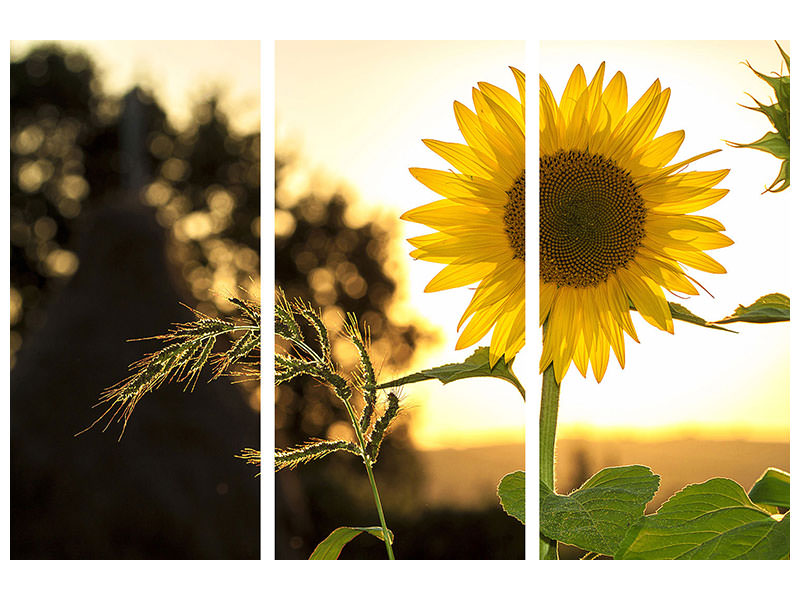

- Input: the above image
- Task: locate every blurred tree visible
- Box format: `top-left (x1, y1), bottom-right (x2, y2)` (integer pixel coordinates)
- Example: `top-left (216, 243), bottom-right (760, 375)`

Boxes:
top-left (274, 156), bottom-right (524, 559)
top-left (275, 156), bottom-right (428, 443)
top-left (275, 156), bottom-right (524, 559)
top-left (151, 96), bottom-right (261, 318)
top-left (11, 45), bottom-right (113, 361)
top-left (10, 42), bottom-right (260, 559)
top-left (11, 44), bottom-right (260, 369)
top-left (275, 154), bottom-right (440, 558)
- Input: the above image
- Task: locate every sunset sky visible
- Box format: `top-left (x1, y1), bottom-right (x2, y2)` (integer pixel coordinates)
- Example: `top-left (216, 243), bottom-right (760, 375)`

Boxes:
top-left (10, 40), bottom-right (260, 133)
top-left (278, 40), bottom-right (790, 448)
top-left (10, 39), bottom-right (789, 449)
top-left (276, 41), bottom-right (527, 449)
top-left (541, 40), bottom-right (790, 442)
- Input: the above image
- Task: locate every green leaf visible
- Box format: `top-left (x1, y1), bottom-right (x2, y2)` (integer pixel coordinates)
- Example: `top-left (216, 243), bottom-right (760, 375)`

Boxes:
top-left (766, 158), bottom-right (790, 193)
top-left (715, 293), bottom-right (790, 324)
top-left (749, 468), bottom-right (790, 509)
top-left (616, 478), bottom-right (790, 559)
top-left (776, 41), bottom-right (790, 72)
top-left (730, 44), bottom-right (790, 192)
top-left (741, 94), bottom-right (788, 136)
top-left (668, 302), bottom-right (737, 333)
top-left (376, 346), bottom-right (525, 399)
top-left (309, 526), bottom-right (393, 560)
top-left (630, 300), bottom-right (735, 333)
top-left (745, 61), bottom-right (791, 108)
top-left (540, 465), bottom-right (660, 556)
top-left (728, 130), bottom-right (789, 160)
top-left (498, 470), bottom-right (525, 524)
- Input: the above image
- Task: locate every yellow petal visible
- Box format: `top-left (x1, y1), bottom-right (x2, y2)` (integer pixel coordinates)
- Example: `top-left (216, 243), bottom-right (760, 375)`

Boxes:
top-left (453, 100), bottom-right (495, 159)
top-left (425, 262), bottom-right (494, 292)
top-left (408, 167), bottom-right (507, 203)
top-left (560, 64), bottom-right (587, 123)
top-left (511, 66), bottom-right (526, 113)
top-left (589, 334), bottom-right (610, 383)
top-left (617, 264), bottom-right (672, 333)
top-left (421, 139), bottom-right (494, 178)
top-left (602, 71), bottom-right (628, 128)
top-left (632, 130), bottom-right (684, 172)
top-left (478, 80), bottom-right (524, 131)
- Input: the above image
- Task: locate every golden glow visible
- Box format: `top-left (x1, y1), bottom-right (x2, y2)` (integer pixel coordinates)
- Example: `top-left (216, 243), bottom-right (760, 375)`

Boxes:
top-left (10, 288), bottom-right (23, 326)
top-left (11, 40), bottom-right (261, 324)
top-left (45, 249), bottom-right (79, 278)
top-left (277, 41), bottom-right (527, 449)
top-left (10, 40), bottom-right (260, 133)
top-left (542, 40), bottom-right (790, 442)
top-left (559, 424), bottom-right (790, 444)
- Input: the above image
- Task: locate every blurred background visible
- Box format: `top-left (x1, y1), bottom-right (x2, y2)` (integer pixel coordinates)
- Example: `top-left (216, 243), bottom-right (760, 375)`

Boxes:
top-left (541, 40), bottom-right (790, 559)
top-left (10, 41), bottom-right (260, 558)
top-left (275, 41), bottom-right (525, 559)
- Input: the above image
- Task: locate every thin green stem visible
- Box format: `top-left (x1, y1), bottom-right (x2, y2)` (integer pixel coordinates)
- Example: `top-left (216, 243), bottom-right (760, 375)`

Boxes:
top-left (540, 357), bottom-right (560, 560)
top-left (363, 455), bottom-right (395, 560)
top-left (340, 392), bottom-right (395, 560)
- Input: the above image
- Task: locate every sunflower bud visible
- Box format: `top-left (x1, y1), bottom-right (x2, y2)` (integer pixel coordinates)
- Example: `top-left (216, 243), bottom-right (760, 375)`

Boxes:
top-left (727, 41), bottom-right (790, 193)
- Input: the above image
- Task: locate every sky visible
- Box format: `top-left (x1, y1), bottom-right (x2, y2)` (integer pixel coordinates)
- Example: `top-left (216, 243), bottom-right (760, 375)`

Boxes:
top-left (276, 41), bottom-right (527, 449)
top-left (10, 40), bottom-right (260, 133)
top-left (278, 40), bottom-right (791, 448)
top-left (10, 39), bottom-right (527, 450)
top-left (541, 40), bottom-right (790, 442)
top-left (7, 39), bottom-right (790, 449)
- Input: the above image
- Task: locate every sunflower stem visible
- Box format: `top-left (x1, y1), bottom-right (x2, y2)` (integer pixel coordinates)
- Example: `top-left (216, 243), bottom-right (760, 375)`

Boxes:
top-left (540, 360), bottom-right (560, 560)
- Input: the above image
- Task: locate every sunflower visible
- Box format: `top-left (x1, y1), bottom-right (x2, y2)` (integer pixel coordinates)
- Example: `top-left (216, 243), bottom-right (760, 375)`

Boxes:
top-left (540, 63), bottom-right (732, 383)
top-left (402, 67), bottom-right (525, 366)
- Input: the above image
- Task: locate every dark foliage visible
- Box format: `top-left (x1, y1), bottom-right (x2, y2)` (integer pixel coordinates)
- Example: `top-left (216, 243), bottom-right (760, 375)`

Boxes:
top-left (275, 155), bottom-right (435, 557)
top-left (274, 156), bottom-right (523, 559)
top-left (10, 43), bottom-right (259, 559)
top-left (11, 44), bottom-right (260, 365)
